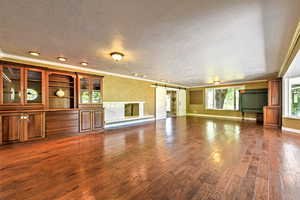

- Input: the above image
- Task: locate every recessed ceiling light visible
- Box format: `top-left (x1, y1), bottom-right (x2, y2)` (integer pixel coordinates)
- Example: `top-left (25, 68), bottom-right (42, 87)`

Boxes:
top-left (80, 62), bottom-right (88, 66)
top-left (57, 57), bottom-right (67, 62)
top-left (110, 52), bottom-right (124, 61)
top-left (28, 51), bottom-right (40, 56)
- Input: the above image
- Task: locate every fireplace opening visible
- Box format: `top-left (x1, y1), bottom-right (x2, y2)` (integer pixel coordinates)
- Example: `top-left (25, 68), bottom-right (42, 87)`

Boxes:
top-left (125, 103), bottom-right (139, 117)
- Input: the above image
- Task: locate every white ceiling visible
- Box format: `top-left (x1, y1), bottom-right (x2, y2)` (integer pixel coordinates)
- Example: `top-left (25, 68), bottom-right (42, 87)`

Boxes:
top-left (0, 0), bottom-right (299, 87)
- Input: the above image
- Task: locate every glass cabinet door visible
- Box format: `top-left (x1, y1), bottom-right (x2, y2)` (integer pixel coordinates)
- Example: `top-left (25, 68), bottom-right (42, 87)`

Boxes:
top-left (2, 67), bottom-right (22, 104)
top-left (80, 78), bottom-right (90, 104)
top-left (26, 70), bottom-right (42, 104)
top-left (92, 79), bottom-right (102, 103)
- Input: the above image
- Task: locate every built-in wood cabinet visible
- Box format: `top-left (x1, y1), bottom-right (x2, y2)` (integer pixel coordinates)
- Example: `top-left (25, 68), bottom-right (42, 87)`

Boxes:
top-left (264, 78), bottom-right (282, 128)
top-left (0, 61), bottom-right (105, 145)
top-left (0, 112), bottom-right (45, 144)
top-left (0, 64), bottom-right (46, 109)
top-left (93, 109), bottom-right (104, 131)
top-left (263, 106), bottom-right (280, 128)
top-left (77, 73), bottom-right (104, 133)
top-left (80, 108), bottom-right (104, 133)
top-left (77, 74), bottom-right (103, 108)
top-left (268, 79), bottom-right (281, 106)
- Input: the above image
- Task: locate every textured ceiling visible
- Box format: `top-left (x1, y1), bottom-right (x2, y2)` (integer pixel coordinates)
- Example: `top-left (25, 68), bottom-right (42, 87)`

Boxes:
top-left (0, 0), bottom-right (299, 87)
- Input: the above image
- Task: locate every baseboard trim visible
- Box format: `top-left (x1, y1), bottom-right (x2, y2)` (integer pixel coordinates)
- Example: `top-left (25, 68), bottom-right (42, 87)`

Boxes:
top-left (187, 113), bottom-right (256, 121)
top-left (282, 127), bottom-right (300, 134)
top-left (105, 118), bottom-right (155, 128)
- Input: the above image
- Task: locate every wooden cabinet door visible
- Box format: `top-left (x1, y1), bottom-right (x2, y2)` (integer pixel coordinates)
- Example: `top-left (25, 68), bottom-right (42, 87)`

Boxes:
top-left (24, 68), bottom-right (45, 106)
top-left (264, 106), bottom-right (280, 127)
top-left (0, 65), bottom-right (24, 105)
top-left (268, 79), bottom-right (281, 106)
top-left (92, 109), bottom-right (104, 131)
top-left (23, 112), bottom-right (45, 141)
top-left (80, 110), bottom-right (92, 132)
top-left (0, 113), bottom-right (24, 144)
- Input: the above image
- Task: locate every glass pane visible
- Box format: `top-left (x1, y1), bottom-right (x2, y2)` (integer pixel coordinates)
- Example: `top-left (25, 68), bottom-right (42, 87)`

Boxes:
top-left (92, 79), bottom-right (101, 103)
top-left (214, 88), bottom-right (228, 109)
top-left (291, 84), bottom-right (300, 117)
top-left (205, 88), bottom-right (214, 109)
top-left (27, 70), bottom-right (42, 103)
top-left (2, 67), bottom-right (21, 104)
top-left (222, 88), bottom-right (234, 110)
top-left (80, 78), bottom-right (90, 104)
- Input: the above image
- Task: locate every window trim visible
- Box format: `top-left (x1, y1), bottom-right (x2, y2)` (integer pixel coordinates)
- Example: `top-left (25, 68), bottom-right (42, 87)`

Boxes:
top-left (205, 85), bottom-right (244, 111)
top-left (284, 77), bottom-right (300, 118)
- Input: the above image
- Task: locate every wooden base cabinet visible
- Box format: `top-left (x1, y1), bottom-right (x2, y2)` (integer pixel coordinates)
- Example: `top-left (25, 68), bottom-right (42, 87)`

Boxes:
top-left (263, 78), bottom-right (282, 128)
top-left (80, 109), bottom-right (104, 133)
top-left (263, 106), bottom-right (281, 128)
top-left (0, 112), bottom-right (45, 144)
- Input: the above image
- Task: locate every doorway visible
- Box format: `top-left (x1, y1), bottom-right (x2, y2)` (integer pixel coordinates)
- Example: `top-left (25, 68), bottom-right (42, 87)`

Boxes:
top-left (155, 86), bottom-right (186, 120)
top-left (166, 90), bottom-right (177, 117)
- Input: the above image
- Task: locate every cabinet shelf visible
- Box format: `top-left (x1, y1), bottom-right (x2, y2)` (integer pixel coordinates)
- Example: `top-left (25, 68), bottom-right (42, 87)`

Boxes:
top-left (49, 80), bottom-right (74, 84)
top-left (49, 85), bottom-right (74, 88)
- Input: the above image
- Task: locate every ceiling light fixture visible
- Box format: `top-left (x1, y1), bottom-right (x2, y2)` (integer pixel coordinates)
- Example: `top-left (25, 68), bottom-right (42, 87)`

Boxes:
top-left (28, 51), bottom-right (40, 56)
top-left (214, 80), bottom-right (221, 85)
top-left (57, 57), bottom-right (67, 62)
top-left (110, 52), bottom-right (124, 61)
top-left (80, 62), bottom-right (88, 66)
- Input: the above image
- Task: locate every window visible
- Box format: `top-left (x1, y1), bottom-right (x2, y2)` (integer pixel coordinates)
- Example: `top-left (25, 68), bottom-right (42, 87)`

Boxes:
top-left (287, 77), bottom-right (300, 117)
top-left (205, 86), bottom-right (244, 110)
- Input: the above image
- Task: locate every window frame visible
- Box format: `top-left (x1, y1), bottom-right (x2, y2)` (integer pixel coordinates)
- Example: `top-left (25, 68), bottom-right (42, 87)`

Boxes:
top-left (205, 85), bottom-right (244, 111)
top-left (285, 77), bottom-right (300, 118)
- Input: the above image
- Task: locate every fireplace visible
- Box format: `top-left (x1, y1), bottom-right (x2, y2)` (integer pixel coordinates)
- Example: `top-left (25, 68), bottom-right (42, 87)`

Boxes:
top-left (125, 103), bottom-right (139, 117)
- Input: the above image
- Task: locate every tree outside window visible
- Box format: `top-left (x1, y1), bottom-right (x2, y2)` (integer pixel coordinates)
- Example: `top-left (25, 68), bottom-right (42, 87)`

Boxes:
top-left (205, 86), bottom-right (244, 110)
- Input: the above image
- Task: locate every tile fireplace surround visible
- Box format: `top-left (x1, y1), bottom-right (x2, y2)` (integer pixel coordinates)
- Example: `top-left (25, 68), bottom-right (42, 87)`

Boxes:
top-left (103, 102), bottom-right (154, 125)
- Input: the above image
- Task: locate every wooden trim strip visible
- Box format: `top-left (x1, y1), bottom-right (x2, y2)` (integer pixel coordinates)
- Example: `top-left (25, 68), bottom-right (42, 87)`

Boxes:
top-left (278, 22), bottom-right (300, 77)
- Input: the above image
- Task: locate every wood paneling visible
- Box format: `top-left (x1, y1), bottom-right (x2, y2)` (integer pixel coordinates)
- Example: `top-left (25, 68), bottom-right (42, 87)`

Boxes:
top-left (46, 111), bottom-right (79, 135)
top-left (189, 90), bottom-right (203, 104)
top-left (0, 117), bottom-right (299, 199)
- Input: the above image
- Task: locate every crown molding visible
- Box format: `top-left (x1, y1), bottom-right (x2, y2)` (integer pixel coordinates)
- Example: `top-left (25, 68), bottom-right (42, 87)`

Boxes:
top-left (0, 50), bottom-right (189, 88)
top-left (188, 79), bottom-right (268, 88)
top-left (279, 22), bottom-right (300, 77)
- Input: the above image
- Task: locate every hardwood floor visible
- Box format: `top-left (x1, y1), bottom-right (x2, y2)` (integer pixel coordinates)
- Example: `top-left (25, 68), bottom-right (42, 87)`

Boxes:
top-left (1, 116), bottom-right (300, 200)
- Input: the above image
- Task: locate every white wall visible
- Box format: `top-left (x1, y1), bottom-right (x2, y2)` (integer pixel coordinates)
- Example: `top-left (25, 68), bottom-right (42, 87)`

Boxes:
top-left (177, 89), bottom-right (187, 116)
top-left (155, 87), bottom-right (167, 119)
